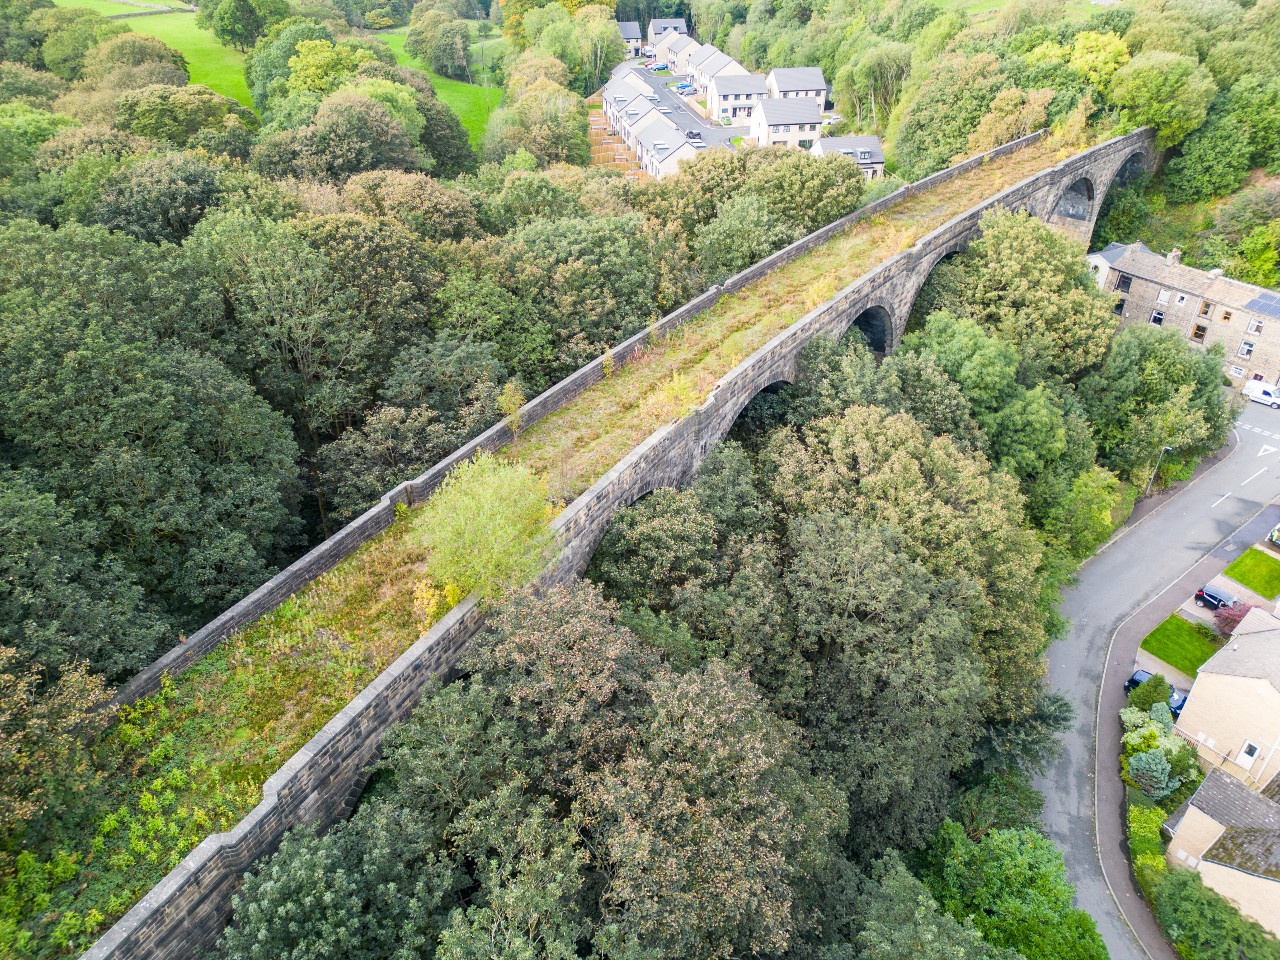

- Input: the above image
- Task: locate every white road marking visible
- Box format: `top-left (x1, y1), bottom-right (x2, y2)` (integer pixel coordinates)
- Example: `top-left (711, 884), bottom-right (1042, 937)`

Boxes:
top-left (1243, 467), bottom-right (1268, 485)
top-left (1211, 493), bottom-right (1231, 507)
top-left (1259, 444), bottom-right (1278, 457)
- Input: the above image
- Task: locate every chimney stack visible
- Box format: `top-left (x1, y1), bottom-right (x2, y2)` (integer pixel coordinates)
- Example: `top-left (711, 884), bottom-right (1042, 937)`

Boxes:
top-left (1167, 248), bottom-right (1182, 264)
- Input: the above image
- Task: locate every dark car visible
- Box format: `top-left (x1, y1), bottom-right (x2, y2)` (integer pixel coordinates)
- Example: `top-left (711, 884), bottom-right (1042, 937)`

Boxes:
top-left (685, 129), bottom-right (702, 140)
top-left (1123, 670), bottom-right (1189, 717)
top-left (1195, 584), bottom-right (1240, 610)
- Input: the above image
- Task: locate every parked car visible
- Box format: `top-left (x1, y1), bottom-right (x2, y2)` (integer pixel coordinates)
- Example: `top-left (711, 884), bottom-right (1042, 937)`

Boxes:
top-left (1243, 380), bottom-right (1280, 408)
top-left (685, 129), bottom-right (702, 140)
top-left (649, 63), bottom-right (668, 71)
top-left (674, 83), bottom-right (694, 92)
top-left (821, 114), bottom-right (844, 126)
top-left (1123, 670), bottom-right (1189, 717)
top-left (644, 59), bottom-right (657, 66)
top-left (1195, 584), bottom-right (1240, 610)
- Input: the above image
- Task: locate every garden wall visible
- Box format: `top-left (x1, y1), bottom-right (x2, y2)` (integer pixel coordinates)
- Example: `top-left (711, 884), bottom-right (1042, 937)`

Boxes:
top-left (84, 127), bottom-right (1155, 960)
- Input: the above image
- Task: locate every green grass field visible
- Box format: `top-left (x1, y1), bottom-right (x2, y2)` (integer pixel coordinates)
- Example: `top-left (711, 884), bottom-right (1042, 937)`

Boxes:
top-left (1140, 614), bottom-right (1221, 678)
top-left (119, 11), bottom-right (251, 105)
top-left (53, 0), bottom-right (170, 15)
top-left (936, 0), bottom-right (1134, 28)
top-left (379, 30), bottom-right (502, 146)
top-left (1224, 547), bottom-right (1280, 600)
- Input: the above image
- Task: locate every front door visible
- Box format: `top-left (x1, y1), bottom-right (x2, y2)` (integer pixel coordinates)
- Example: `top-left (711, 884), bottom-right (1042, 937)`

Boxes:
top-left (1236, 741), bottom-right (1260, 770)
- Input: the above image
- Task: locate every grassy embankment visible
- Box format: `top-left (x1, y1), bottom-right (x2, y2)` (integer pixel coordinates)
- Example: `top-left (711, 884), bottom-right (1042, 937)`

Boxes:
top-left (15, 134), bottom-right (1067, 957)
top-left (52, 0), bottom-right (171, 15)
top-left (379, 27), bottom-right (503, 146)
top-left (117, 11), bottom-right (251, 104)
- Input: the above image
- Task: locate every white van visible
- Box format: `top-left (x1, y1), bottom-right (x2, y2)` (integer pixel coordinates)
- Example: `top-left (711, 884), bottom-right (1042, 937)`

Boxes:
top-left (1244, 380), bottom-right (1280, 408)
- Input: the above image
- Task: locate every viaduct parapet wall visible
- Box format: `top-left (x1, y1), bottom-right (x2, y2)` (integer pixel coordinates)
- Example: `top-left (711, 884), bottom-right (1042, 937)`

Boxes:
top-left (84, 127), bottom-right (1156, 960)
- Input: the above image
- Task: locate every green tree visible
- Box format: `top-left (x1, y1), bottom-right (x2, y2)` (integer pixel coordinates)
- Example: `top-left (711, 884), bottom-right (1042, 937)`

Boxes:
top-left (1107, 51), bottom-right (1216, 148)
top-left (1154, 869), bottom-right (1280, 960)
top-left (1165, 106), bottom-right (1252, 204)
top-left (855, 852), bottom-right (1020, 960)
top-left (92, 152), bottom-right (225, 243)
top-left (890, 52), bottom-right (1008, 179)
top-left (695, 193), bottom-right (801, 283)
top-left (114, 83), bottom-right (258, 146)
top-left (923, 821), bottom-right (1109, 960)
top-left (0, 467), bottom-right (166, 678)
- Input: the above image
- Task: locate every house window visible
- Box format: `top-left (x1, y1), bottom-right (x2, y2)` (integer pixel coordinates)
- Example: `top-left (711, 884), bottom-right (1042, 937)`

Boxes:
top-left (1248, 317), bottom-right (1263, 334)
top-left (1177, 294), bottom-right (1187, 304)
top-left (1192, 324), bottom-right (1208, 343)
top-left (1114, 298), bottom-right (1126, 315)
top-left (859, 150), bottom-right (870, 160)
top-left (1230, 365), bottom-right (1246, 377)
top-left (1117, 274), bottom-right (1132, 293)
top-left (1200, 300), bottom-right (1214, 318)
top-left (1157, 289), bottom-right (1170, 305)
top-left (1221, 309), bottom-right (1233, 323)
top-left (1240, 340), bottom-right (1256, 359)
top-left (1150, 311), bottom-right (1165, 325)
top-left (782, 124), bottom-right (791, 132)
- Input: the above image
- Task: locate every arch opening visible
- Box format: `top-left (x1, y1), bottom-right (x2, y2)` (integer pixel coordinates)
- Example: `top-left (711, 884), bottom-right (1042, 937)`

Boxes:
top-left (1054, 176), bottom-right (1095, 222)
top-left (728, 378), bottom-right (795, 442)
top-left (1113, 151), bottom-right (1147, 188)
top-left (848, 305), bottom-right (892, 354)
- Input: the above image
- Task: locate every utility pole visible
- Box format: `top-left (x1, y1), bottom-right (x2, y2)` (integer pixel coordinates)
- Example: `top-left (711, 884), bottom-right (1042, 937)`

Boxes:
top-left (1144, 445), bottom-right (1174, 498)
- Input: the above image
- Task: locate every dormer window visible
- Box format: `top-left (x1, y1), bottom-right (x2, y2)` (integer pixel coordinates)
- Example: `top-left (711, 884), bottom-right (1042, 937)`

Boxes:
top-left (858, 150), bottom-right (870, 160)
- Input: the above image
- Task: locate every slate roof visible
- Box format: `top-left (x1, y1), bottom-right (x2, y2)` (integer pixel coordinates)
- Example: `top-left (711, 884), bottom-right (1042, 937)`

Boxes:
top-left (697, 51), bottom-right (738, 78)
top-left (768, 66), bottom-right (826, 91)
top-left (617, 20), bottom-right (641, 40)
top-left (710, 74), bottom-right (766, 95)
top-left (648, 17), bottom-right (687, 33)
top-left (661, 33), bottom-right (697, 56)
top-left (812, 135), bottom-right (884, 163)
top-left (1105, 242), bottom-right (1275, 315)
top-left (1198, 624), bottom-right (1280, 691)
top-left (687, 44), bottom-right (721, 69)
top-left (1188, 770), bottom-right (1280, 880)
top-left (754, 98), bottom-right (821, 126)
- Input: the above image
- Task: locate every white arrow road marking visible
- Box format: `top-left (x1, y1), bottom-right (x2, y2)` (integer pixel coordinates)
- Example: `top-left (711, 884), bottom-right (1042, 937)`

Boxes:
top-left (1259, 444), bottom-right (1278, 457)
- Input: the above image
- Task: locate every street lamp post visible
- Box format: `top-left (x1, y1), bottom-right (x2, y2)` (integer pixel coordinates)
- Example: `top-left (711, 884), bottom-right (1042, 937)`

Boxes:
top-left (1144, 445), bottom-right (1174, 498)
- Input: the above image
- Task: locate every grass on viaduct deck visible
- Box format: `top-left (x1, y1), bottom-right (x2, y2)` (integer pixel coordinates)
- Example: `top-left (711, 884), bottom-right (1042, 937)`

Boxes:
top-left (37, 134), bottom-right (1067, 949)
top-left (508, 134), bottom-right (1065, 498)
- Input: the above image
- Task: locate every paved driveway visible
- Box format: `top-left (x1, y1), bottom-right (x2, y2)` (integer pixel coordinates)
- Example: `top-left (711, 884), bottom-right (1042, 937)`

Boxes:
top-left (621, 61), bottom-right (747, 147)
top-left (1036, 400), bottom-right (1280, 960)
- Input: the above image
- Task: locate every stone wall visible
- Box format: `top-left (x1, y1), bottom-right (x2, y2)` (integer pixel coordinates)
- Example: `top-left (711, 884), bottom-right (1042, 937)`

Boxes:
top-left (83, 127), bottom-right (1155, 960)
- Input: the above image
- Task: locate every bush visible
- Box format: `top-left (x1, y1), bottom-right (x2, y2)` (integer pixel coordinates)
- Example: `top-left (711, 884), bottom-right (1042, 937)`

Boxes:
top-left (415, 453), bottom-right (554, 601)
top-left (1154, 869), bottom-right (1280, 960)
top-left (1128, 673), bottom-right (1172, 712)
top-left (1125, 802), bottom-right (1168, 901)
top-left (1129, 748), bottom-right (1178, 800)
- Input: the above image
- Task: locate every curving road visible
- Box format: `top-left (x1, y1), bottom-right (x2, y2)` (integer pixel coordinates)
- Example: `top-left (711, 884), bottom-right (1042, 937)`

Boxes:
top-left (1036, 401), bottom-right (1280, 960)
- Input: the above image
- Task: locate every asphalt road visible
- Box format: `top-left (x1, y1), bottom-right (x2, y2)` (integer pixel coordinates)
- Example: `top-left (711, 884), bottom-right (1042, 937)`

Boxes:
top-left (1036, 399), bottom-right (1280, 959)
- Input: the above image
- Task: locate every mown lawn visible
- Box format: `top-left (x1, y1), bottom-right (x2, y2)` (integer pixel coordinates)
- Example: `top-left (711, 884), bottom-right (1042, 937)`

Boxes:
top-left (378, 30), bottom-right (502, 147)
top-left (1140, 614), bottom-right (1221, 678)
top-left (119, 11), bottom-right (251, 106)
top-left (1224, 547), bottom-right (1280, 600)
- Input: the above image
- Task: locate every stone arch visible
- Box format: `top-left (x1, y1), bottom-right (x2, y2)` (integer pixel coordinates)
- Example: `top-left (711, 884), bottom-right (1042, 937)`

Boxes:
top-left (903, 246), bottom-right (966, 334)
top-left (1112, 150), bottom-right (1148, 189)
top-left (718, 376), bottom-right (796, 441)
top-left (1053, 176), bottom-right (1096, 222)
top-left (846, 304), bottom-right (893, 354)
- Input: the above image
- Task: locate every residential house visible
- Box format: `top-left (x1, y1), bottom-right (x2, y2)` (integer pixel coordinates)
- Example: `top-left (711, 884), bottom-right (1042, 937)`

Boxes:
top-left (765, 66), bottom-right (827, 104)
top-left (601, 69), bottom-right (654, 130)
top-left (707, 74), bottom-right (767, 122)
top-left (646, 17), bottom-right (687, 45)
top-left (616, 20), bottom-right (641, 58)
top-left (1174, 607), bottom-right (1280, 791)
top-left (749, 97), bottom-right (821, 148)
top-left (1088, 241), bottom-right (1280, 385)
top-left (691, 47), bottom-right (748, 92)
top-left (635, 118), bottom-right (698, 177)
top-left (662, 34), bottom-right (701, 74)
top-left (810, 135), bottom-right (885, 177)
top-left (1163, 771), bottom-right (1280, 936)
top-left (1162, 607), bottom-right (1280, 935)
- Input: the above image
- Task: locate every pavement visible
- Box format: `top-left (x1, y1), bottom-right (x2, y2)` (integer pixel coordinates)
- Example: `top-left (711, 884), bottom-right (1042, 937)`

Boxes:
top-left (620, 60), bottom-right (747, 148)
top-left (1035, 399), bottom-right (1280, 960)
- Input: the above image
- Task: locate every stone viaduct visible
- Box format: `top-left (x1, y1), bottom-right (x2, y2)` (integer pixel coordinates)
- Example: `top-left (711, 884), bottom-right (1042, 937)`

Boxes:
top-left (83, 126), bottom-right (1157, 960)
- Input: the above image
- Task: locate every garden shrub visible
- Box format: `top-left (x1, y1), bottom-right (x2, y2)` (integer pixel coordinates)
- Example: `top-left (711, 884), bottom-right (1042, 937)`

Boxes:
top-left (1128, 673), bottom-right (1172, 712)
